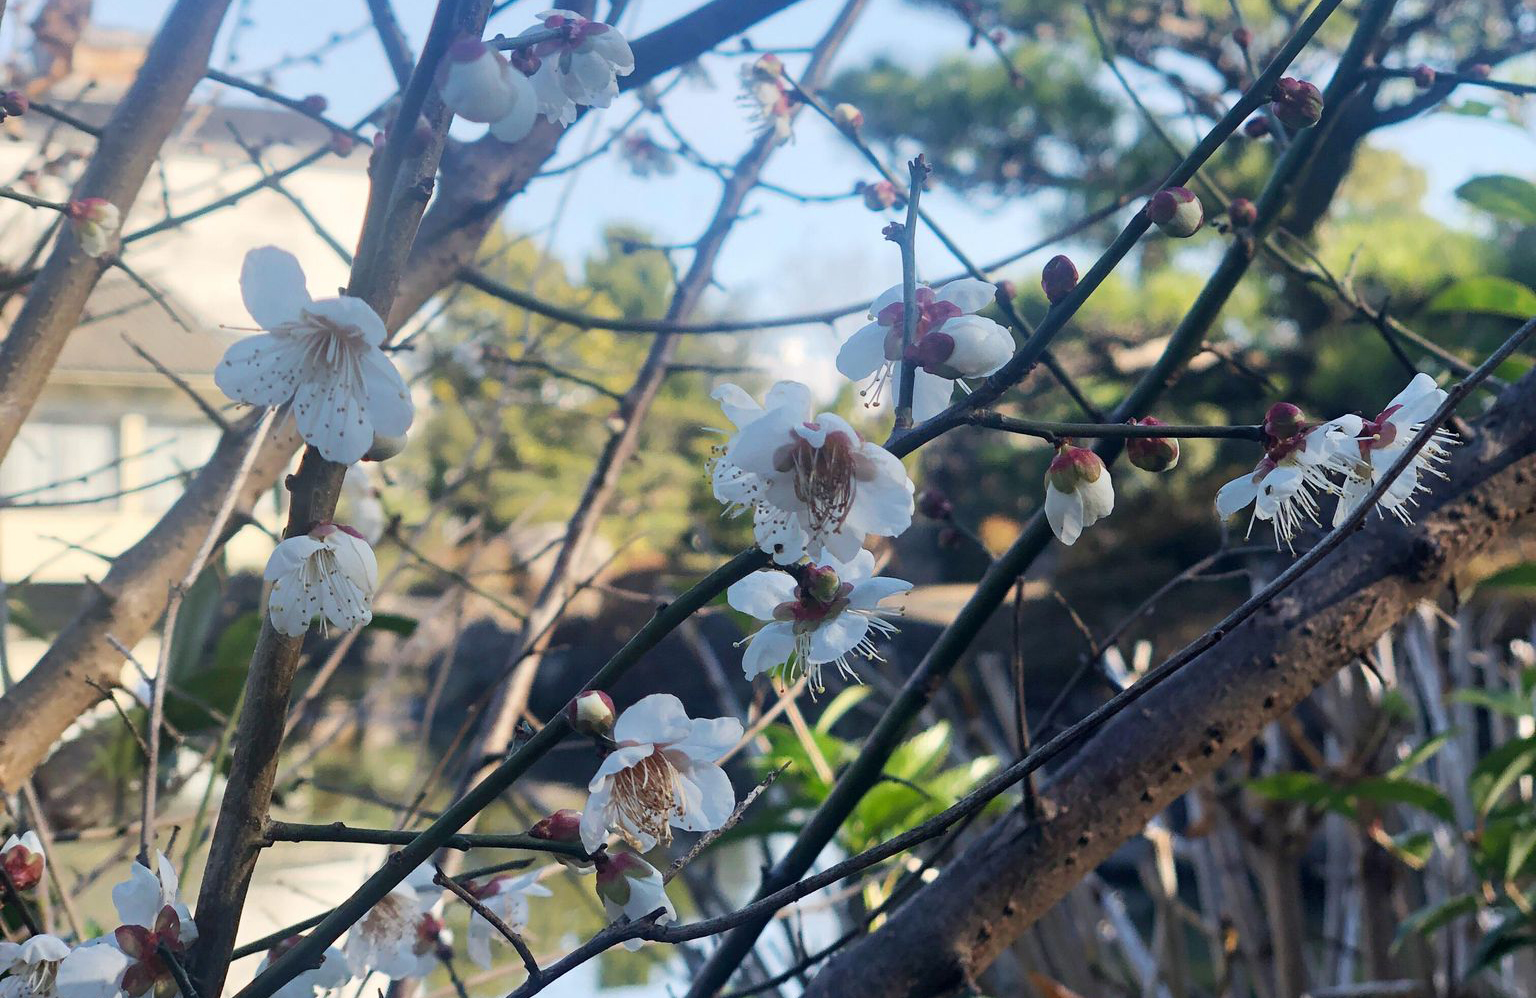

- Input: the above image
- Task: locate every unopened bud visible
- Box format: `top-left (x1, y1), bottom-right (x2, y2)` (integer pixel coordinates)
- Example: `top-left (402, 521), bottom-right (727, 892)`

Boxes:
top-left (364, 432), bottom-right (407, 462)
top-left (567, 690), bottom-right (616, 738)
top-left (1468, 63), bottom-right (1491, 80)
top-left (1146, 187), bottom-right (1204, 238)
top-left (594, 851), bottom-right (652, 906)
top-left (1263, 402), bottom-right (1306, 442)
top-left (330, 131), bottom-right (356, 157)
top-left (0, 91), bottom-right (28, 117)
top-left (1232, 27), bottom-right (1253, 49)
top-left (301, 94), bottom-right (329, 115)
top-left (1227, 197), bottom-right (1257, 229)
top-left (860, 180), bottom-right (898, 211)
top-left (801, 564), bottom-right (842, 604)
top-left (1047, 445), bottom-right (1105, 493)
top-left (1412, 64), bottom-right (1435, 89)
top-left (1243, 117), bottom-right (1270, 138)
top-left (917, 488), bottom-right (954, 520)
top-left (1125, 417), bottom-right (1180, 473)
top-left (752, 54), bottom-right (784, 80)
top-left (530, 809), bottom-right (592, 869)
top-left (1041, 254), bottom-right (1078, 303)
top-left (1271, 77), bottom-right (1323, 129)
top-left (2, 833), bottom-right (44, 891)
top-left (994, 279), bottom-right (1016, 305)
top-left (832, 102), bottom-right (864, 130)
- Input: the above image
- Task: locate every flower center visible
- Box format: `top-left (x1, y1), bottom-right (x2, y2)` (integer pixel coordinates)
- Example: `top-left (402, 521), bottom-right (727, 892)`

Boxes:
top-left (878, 287), bottom-right (964, 364)
top-left (771, 429), bottom-right (873, 537)
top-left (611, 750), bottom-right (680, 849)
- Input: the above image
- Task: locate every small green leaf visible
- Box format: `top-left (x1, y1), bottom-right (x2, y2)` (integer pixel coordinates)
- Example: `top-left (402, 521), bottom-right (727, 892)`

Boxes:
top-left (1388, 732), bottom-right (1453, 779)
top-left (1428, 276), bottom-right (1536, 319)
top-left (1384, 830), bottom-right (1436, 870)
top-left (1471, 735), bottom-right (1536, 819)
top-left (1351, 777), bottom-right (1456, 822)
top-left (1451, 688), bottom-right (1533, 719)
top-left (1505, 827), bottom-right (1536, 880)
top-left (1245, 772), bottom-right (1337, 808)
top-left (365, 612), bottom-right (418, 636)
top-left (814, 686), bottom-right (871, 735)
top-left (1392, 894), bottom-right (1478, 953)
top-left (1455, 175), bottom-right (1536, 225)
top-left (1480, 562), bottom-right (1536, 590)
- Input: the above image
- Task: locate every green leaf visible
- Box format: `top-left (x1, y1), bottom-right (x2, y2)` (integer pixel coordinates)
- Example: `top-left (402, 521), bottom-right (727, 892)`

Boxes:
top-left (1446, 100), bottom-right (1497, 119)
top-left (1392, 894), bottom-right (1478, 953)
top-left (1384, 830), bottom-right (1436, 870)
top-left (1455, 175), bottom-right (1536, 225)
top-left (1388, 732), bottom-right (1452, 779)
top-left (1480, 562), bottom-right (1536, 590)
top-left (1451, 688), bottom-right (1533, 719)
top-left (1506, 827), bottom-right (1536, 881)
top-left (1427, 276), bottom-right (1536, 319)
top-left (1350, 777), bottom-right (1456, 822)
top-left (1471, 735), bottom-right (1536, 819)
top-left (365, 612), bottom-right (418, 636)
top-left (1245, 772), bottom-right (1338, 808)
top-left (813, 686), bottom-right (871, 735)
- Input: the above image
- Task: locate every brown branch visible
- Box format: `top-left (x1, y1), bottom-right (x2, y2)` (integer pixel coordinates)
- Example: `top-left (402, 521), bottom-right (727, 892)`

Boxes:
top-left (0, 0), bottom-right (236, 462)
top-left (434, 865), bottom-right (541, 981)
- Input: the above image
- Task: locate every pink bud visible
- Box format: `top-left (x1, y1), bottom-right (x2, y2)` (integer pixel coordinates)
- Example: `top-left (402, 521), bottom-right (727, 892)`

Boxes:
top-left (1232, 27), bottom-right (1253, 49)
top-left (1412, 64), bottom-right (1435, 89)
top-left (1468, 63), bottom-right (1492, 80)
top-left (861, 180), bottom-right (898, 212)
top-left (1146, 187), bottom-right (1204, 238)
top-left (1227, 197), bottom-right (1257, 229)
top-left (1125, 417), bottom-right (1180, 473)
top-left (567, 690), bottom-right (616, 737)
top-left (1041, 254), bottom-right (1078, 303)
top-left (301, 94), bottom-right (329, 114)
top-left (329, 131), bottom-right (355, 157)
top-left (530, 808), bottom-right (593, 869)
top-left (0, 91), bottom-right (28, 117)
top-left (917, 488), bottom-right (954, 520)
top-left (1271, 77), bottom-right (1323, 129)
top-left (2, 840), bottom-right (43, 891)
top-left (1263, 402), bottom-right (1306, 443)
top-left (832, 102), bottom-right (864, 130)
top-left (1047, 445), bottom-right (1105, 493)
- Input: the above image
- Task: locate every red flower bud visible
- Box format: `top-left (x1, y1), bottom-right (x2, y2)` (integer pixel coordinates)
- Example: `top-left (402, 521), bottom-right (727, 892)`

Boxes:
top-left (1263, 402), bottom-right (1306, 443)
top-left (1041, 254), bottom-right (1078, 303)
top-left (1412, 64), bottom-right (1435, 89)
top-left (1228, 197), bottom-right (1257, 229)
top-left (1232, 27), bottom-right (1253, 49)
top-left (861, 180), bottom-right (898, 212)
top-left (1468, 63), bottom-right (1492, 80)
top-left (0, 91), bottom-right (28, 117)
top-left (1147, 187), bottom-right (1204, 238)
top-left (567, 690), bottom-right (616, 738)
top-left (330, 131), bottom-right (355, 157)
top-left (917, 488), bottom-right (954, 520)
top-left (1125, 417), bottom-right (1180, 473)
top-left (1271, 77), bottom-right (1323, 129)
top-left (301, 94), bottom-right (329, 114)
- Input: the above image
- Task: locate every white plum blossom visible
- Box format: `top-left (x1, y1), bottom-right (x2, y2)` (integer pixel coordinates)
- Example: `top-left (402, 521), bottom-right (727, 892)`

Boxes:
top-left (0, 935), bottom-right (70, 998)
top-left (1216, 404), bottom-right (1356, 549)
top-left (2, 831), bottom-right (44, 890)
top-left (837, 279), bottom-right (1014, 422)
top-left (1332, 372), bottom-right (1457, 526)
top-left (594, 853), bottom-right (675, 951)
top-left (740, 55), bottom-right (792, 144)
top-left (439, 36), bottom-right (539, 142)
top-left (264, 523), bottom-right (378, 637)
top-left (728, 548), bottom-right (910, 693)
top-left (215, 247), bottom-right (413, 464)
top-left (341, 465), bottom-right (387, 544)
top-left (517, 10), bottom-right (633, 122)
top-left (580, 694), bottom-right (741, 854)
top-left (344, 863), bottom-right (443, 981)
top-left (1043, 445), bottom-right (1115, 546)
top-left (54, 853), bottom-right (198, 998)
top-left (464, 872), bottom-right (552, 969)
top-left (710, 381), bottom-right (915, 565)
top-left (67, 198), bottom-right (119, 258)
top-left (256, 936), bottom-right (350, 998)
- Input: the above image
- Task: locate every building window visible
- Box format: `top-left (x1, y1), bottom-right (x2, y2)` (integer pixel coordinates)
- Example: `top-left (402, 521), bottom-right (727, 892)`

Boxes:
top-left (0, 421), bottom-right (122, 509)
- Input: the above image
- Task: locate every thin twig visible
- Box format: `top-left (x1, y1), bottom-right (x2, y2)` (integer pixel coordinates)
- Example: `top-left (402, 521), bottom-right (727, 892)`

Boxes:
top-left (434, 865), bottom-right (542, 982)
top-left (666, 764), bottom-right (789, 883)
top-left (892, 156), bottom-right (926, 429)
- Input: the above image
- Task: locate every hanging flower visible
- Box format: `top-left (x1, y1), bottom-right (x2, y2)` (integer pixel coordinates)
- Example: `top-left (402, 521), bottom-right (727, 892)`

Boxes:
top-left (517, 10), bottom-right (633, 117)
top-left (728, 548), bottom-right (910, 693)
top-left (256, 936), bottom-right (349, 998)
top-left (618, 131), bottom-right (675, 177)
top-left (215, 247), bottom-right (413, 464)
top-left (1332, 372), bottom-right (1457, 526)
top-left (580, 694), bottom-right (741, 854)
top-left (67, 199), bottom-right (119, 258)
top-left (441, 37), bottom-right (527, 125)
top-left (340, 465), bottom-right (387, 544)
top-left (836, 280), bottom-right (1014, 423)
top-left (54, 853), bottom-right (199, 998)
top-left (264, 522), bottom-right (378, 637)
top-left (740, 55), bottom-right (793, 145)
top-left (1216, 403), bottom-right (1356, 549)
top-left (710, 382), bottom-right (915, 565)
top-left (1043, 444), bottom-right (1114, 546)
top-left (463, 872), bottom-right (552, 969)
top-left (343, 863), bottom-right (442, 981)
top-left (593, 853), bottom-right (675, 951)
top-left (2, 831), bottom-right (44, 890)
top-left (0, 935), bottom-right (70, 998)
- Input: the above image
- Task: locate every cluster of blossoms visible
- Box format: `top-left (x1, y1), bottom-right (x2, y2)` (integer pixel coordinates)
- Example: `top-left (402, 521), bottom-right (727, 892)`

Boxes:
top-left (439, 10), bottom-right (633, 138)
top-left (1217, 373), bottom-right (1456, 548)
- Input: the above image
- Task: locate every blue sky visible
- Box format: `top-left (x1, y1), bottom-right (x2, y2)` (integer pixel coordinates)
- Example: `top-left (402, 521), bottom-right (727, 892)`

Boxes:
top-left (72, 1), bottom-right (1536, 384)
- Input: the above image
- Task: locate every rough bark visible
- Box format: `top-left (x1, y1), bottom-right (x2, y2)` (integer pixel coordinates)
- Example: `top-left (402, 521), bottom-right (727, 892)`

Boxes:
top-left (802, 368), bottom-right (1536, 998)
top-left (0, 0), bottom-right (233, 460)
